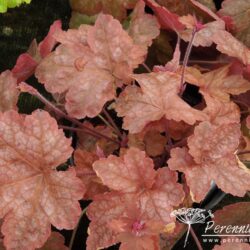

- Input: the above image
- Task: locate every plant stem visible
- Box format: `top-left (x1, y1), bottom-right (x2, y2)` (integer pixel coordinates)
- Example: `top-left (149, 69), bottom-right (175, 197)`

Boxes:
top-left (142, 63), bottom-right (152, 73)
top-left (180, 28), bottom-right (197, 95)
top-left (19, 84), bottom-right (120, 144)
top-left (233, 99), bottom-right (249, 108)
top-left (180, 60), bottom-right (226, 65)
top-left (69, 206), bottom-right (88, 250)
top-left (98, 114), bottom-right (118, 133)
top-left (59, 125), bottom-right (114, 141)
top-left (237, 150), bottom-right (250, 155)
top-left (102, 108), bottom-right (123, 139)
top-left (240, 110), bottom-right (250, 114)
top-left (190, 226), bottom-right (203, 250)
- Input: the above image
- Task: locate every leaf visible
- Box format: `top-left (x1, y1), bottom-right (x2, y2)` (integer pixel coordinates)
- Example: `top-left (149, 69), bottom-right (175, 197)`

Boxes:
top-left (12, 53), bottom-right (38, 83)
top-left (109, 204), bottom-right (164, 250)
top-left (87, 14), bottom-right (145, 81)
top-left (212, 30), bottom-right (250, 65)
top-left (74, 149), bottom-right (108, 200)
top-left (0, 70), bottom-right (19, 112)
top-left (69, 0), bottom-right (138, 21)
top-left (168, 93), bottom-right (249, 201)
top-left (203, 94), bottom-right (240, 126)
top-left (87, 191), bottom-right (167, 250)
top-left (143, 130), bottom-right (167, 157)
top-left (115, 72), bottom-right (207, 133)
top-left (128, 0), bottom-right (160, 49)
top-left (188, 0), bottom-right (219, 20)
top-left (179, 16), bottom-right (225, 47)
top-left (160, 222), bottom-right (186, 250)
top-left (168, 147), bottom-right (212, 202)
top-left (0, 110), bottom-right (84, 250)
top-left (93, 147), bottom-right (156, 192)
top-left (144, 0), bottom-right (185, 31)
top-left (138, 167), bottom-right (184, 222)
top-left (65, 66), bottom-right (115, 118)
top-left (168, 117), bottom-right (250, 202)
top-left (87, 148), bottom-right (184, 249)
top-left (53, 24), bottom-right (91, 45)
top-left (127, 118), bottom-right (189, 157)
top-left (153, 38), bottom-right (180, 72)
top-left (12, 20), bottom-right (62, 83)
top-left (76, 121), bottom-right (119, 156)
top-left (192, 65), bottom-right (250, 101)
top-left (36, 14), bottom-right (146, 119)
top-left (213, 243), bottom-right (250, 250)
top-left (212, 202), bottom-right (250, 250)
top-left (69, 0), bottom-right (102, 16)
top-left (213, 202), bottom-right (250, 228)
top-left (39, 232), bottom-right (68, 250)
top-left (69, 12), bottom-right (97, 28)
top-left (217, 0), bottom-right (250, 47)
top-left (156, 0), bottom-right (216, 17)
top-left (38, 20), bottom-right (62, 58)
top-left (0, 0), bottom-right (31, 13)
top-left (93, 148), bottom-right (184, 217)
top-left (86, 192), bottom-right (130, 250)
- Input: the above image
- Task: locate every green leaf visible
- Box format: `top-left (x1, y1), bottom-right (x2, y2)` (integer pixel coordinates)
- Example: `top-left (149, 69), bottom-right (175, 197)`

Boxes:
top-left (0, 0), bottom-right (32, 13)
top-left (69, 11), bottom-right (97, 28)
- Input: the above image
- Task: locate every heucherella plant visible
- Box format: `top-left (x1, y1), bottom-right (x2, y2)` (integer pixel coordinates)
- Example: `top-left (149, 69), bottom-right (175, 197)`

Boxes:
top-left (0, 0), bottom-right (31, 13)
top-left (0, 0), bottom-right (250, 249)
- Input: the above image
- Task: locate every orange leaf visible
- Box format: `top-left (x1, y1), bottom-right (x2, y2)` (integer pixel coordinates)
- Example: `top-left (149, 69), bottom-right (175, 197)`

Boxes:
top-left (36, 14), bottom-right (147, 119)
top-left (193, 66), bottom-right (250, 101)
top-left (213, 243), bottom-right (250, 250)
top-left (218, 0), bottom-right (250, 47)
top-left (93, 148), bottom-right (156, 192)
top-left (39, 232), bottom-right (68, 250)
top-left (128, 0), bottom-right (160, 49)
top-left (0, 110), bottom-right (84, 250)
top-left (115, 72), bottom-right (207, 133)
top-left (0, 71), bottom-right (19, 112)
top-left (87, 148), bottom-right (184, 249)
top-left (74, 149), bottom-right (108, 200)
top-left (212, 30), bottom-right (250, 65)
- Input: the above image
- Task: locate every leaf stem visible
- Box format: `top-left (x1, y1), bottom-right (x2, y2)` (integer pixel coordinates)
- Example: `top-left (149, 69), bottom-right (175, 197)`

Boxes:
top-left (180, 60), bottom-right (226, 65)
top-left (233, 99), bottom-right (249, 108)
top-left (240, 110), bottom-right (250, 114)
top-left (98, 114), bottom-right (118, 133)
top-left (69, 206), bottom-right (88, 250)
top-left (237, 150), bottom-right (250, 155)
top-left (59, 125), bottom-right (109, 140)
top-left (20, 84), bottom-right (120, 144)
top-left (180, 28), bottom-right (197, 95)
top-left (190, 226), bottom-right (203, 250)
top-left (102, 108), bottom-right (123, 139)
top-left (142, 63), bottom-right (152, 73)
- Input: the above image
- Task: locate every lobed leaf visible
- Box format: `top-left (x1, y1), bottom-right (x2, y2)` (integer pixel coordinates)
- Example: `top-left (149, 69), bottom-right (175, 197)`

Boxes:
top-left (36, 13), bottom-right (157, 119)
top-left (218, 0), bottom-right (250, 47)
top-left (87, 148), bottom-right (184, 249)
top-left (0, 110), bottom-right (84, 250)
top-left (115, 71), bottom-right (207, 133)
